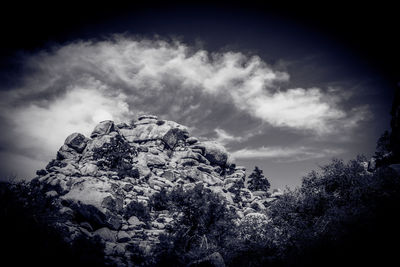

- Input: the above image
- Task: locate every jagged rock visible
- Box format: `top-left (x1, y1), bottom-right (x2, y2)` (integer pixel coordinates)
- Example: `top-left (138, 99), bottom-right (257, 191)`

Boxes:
top-left (91, 120), bottom-right (115, 138)
top-left (61, 178), bottom-right (122, 230)
top-left (64, 132), bottom-right (88, 153)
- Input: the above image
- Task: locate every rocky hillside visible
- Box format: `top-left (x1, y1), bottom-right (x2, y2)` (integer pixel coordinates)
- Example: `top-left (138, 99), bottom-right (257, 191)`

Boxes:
top-left (18, 115), bottom-right (281, 266)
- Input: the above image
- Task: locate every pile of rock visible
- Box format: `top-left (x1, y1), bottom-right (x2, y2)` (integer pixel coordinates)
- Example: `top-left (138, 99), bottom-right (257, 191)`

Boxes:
top-left (29, 115), bottom-right (279, 266)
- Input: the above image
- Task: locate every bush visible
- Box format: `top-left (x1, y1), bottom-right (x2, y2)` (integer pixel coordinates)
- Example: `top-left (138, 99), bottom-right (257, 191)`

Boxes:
top-left (149, 188), bottom-right (170, 211)
top-left (152, 184), bottom-right (238, 265)
top-left (93, 135), bottom-right (138, 178)
top-left (237, 213), bottom-right (271, 245)
top-left (266, 156), bottom-right (400, 266)
top-left (124, 200), bottom-right (151, 223)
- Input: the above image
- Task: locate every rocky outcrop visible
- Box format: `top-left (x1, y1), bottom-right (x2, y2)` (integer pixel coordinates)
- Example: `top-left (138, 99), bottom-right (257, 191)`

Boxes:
top-left (24, 116), bottom-right (278, 266)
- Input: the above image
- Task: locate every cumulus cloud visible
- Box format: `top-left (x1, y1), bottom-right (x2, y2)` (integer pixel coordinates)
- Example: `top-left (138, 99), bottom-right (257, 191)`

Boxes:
top-left (231, 146), bottom-right (344, 162)
top-left (214, 128), bottom-right (246, 145)
top-left (0, 35), bottom-right (368, 179)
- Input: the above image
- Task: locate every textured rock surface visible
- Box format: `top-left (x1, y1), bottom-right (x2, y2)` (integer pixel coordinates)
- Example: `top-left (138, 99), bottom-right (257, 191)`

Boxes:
top-left (24, 116), bottom-right (278, 266)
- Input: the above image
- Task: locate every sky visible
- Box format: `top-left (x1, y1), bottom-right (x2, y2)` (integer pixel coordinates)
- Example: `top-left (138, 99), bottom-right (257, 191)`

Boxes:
top-left (0, 4), bottom-right (397, 188)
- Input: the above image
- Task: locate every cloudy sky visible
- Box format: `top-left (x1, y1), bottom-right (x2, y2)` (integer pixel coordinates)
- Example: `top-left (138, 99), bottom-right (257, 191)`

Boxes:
top-left (0, 4), bottom-right (397, 188)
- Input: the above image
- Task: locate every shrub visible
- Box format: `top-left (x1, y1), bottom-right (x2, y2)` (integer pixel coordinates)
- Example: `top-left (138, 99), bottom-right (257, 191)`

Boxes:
top-left (267, 156), bottom-right (400, 266)
top-left (238, 213), bottom-right (271, 245)
top-left (124, 200), bottom-right (151, 223)
top-left (152, 184), bottom-right (238, 265)
top-left (149, 188), bottom-right (170, 211)
top-left (93, 135), bottom-right (138, 178)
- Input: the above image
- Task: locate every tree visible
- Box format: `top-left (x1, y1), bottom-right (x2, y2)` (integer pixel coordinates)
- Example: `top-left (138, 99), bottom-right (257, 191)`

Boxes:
top-left (247, 166), bottom-right (271, 192)
top-left (267, 156), bottom-right (400, 266)
top-left (375, 130), bottom-right (393, 167)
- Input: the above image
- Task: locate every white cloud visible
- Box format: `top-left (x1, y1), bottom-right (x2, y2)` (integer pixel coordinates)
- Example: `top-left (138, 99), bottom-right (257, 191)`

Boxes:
top-left (0, 35), bottom-right (368, 178)
top-left (4, 36), bottom-right (361, 133)
top-left (214, 128), bottom-right (245, 145)
top-left (231, 146), bottom-right (344, 162)
top-left (0, 83), bottom-right (132, 179)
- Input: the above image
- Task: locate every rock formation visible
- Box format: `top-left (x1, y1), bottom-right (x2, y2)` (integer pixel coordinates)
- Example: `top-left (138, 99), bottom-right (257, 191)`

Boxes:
top-left (18, 116), bottom-right (280, 266)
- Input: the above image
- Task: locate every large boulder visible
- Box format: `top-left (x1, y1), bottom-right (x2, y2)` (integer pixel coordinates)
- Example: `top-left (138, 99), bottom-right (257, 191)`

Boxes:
top-left (81, 134), bottom-right (116, 161)
top-left (61, 178), bottom-right (122, 230)
top-left (91, 120), bottom-right (115, 138)
top-left (201, 141), bottom-right (228, 166)
top-left (163, 128), bottom-right (189, 149)
top-left (94, 227), bottom-right (116, 242)
top-left (57, 144), bottom-right (79, 160)
top-left (64, 133), bottom-right (88, 153)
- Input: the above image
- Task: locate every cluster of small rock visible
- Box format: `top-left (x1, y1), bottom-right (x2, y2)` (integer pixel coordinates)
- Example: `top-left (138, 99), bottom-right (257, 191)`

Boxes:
top-left (30, 115), bottom-right (282, 266)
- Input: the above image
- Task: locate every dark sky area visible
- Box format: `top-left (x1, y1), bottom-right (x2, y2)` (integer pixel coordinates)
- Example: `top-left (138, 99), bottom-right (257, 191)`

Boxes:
top-left (0, 2), bottom-right (398, 188)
